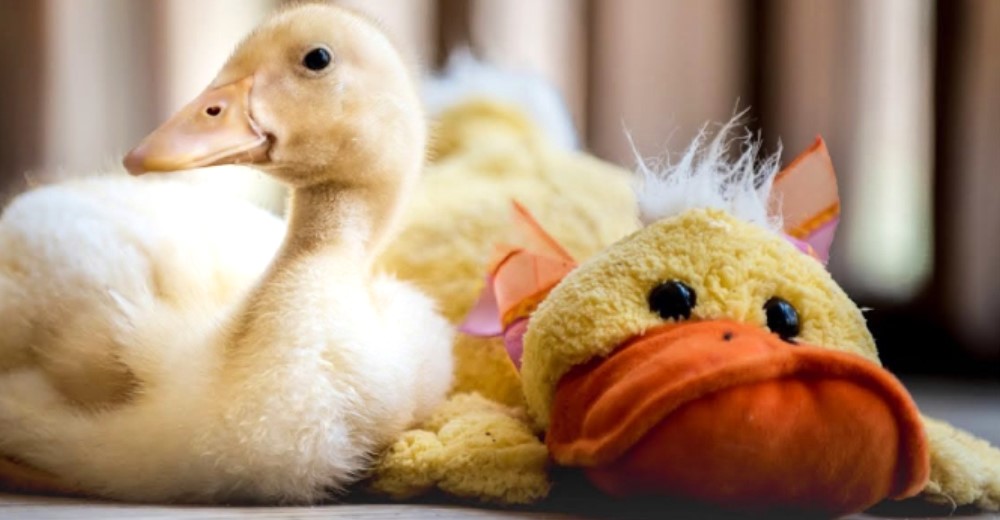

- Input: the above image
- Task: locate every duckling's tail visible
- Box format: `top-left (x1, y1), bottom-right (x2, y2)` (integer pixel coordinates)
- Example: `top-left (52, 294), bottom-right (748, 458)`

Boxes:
top-left (420, 49), bottom-right (579, 160)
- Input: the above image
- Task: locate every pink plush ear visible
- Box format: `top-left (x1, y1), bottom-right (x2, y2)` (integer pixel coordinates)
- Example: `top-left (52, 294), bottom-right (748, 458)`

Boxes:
top-left (459, 274), bottom-right (505, 336)
top-left (459, 201), bottom-right (578, 368)
top-left (771, 137), bottom-right (840, 264)
top-left (510, 200), bottom-right (576, 264)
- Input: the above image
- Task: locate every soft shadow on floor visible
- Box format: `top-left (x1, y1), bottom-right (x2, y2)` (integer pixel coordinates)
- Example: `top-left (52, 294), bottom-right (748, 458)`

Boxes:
top-left (347, 466), bottom-right (982, 520)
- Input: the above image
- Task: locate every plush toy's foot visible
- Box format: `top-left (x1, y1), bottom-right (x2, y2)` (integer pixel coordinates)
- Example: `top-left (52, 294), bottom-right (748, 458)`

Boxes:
top-left (368, 393), bottom-right (550, 505)
top-left (547, 320), bottom-right (929, 517)
top-left (920, 415), bottom-right (1000, 511)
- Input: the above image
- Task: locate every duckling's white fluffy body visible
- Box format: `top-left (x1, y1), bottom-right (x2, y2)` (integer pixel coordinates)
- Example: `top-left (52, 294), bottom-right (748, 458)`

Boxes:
top-left (0, 174), bottom-right (452, 503)
top-left (0, 3), bottom-right (454, 504)
top-left (0, 175), bottom-right (283, 399)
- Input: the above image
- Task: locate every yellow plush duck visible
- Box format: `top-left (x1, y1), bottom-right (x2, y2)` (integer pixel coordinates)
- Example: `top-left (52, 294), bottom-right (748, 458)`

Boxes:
top-left (368, 59), bottom-right (645, 504)
top-left (376, 121), bottom-right (1000, 516)
top-left (378, 60), bottom-right (641, 408)
top-left (368, 60), bottom-right (641, 504)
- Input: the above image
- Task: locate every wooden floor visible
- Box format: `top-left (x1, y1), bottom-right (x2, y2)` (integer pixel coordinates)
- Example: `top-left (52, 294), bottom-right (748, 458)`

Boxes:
top-left (2, 376), bottom-right (998, 519)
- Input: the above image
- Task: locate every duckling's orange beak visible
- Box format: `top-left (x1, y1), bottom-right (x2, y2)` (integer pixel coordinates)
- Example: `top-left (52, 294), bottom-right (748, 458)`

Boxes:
top-left (547, 320), bottom-right (929, 516)
top-left (124, 76), bottom-right (269, 175)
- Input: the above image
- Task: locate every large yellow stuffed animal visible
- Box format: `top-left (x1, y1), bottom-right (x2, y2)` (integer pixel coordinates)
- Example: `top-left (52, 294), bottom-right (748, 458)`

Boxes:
top-left (368, 60), bottom-right (641, 502)
top-left (376, 95), bottom-right (640, 408)
top-left (369, 96), bottom-right (639, 504)
top-left (373, 120), bottom-right (1000, 516)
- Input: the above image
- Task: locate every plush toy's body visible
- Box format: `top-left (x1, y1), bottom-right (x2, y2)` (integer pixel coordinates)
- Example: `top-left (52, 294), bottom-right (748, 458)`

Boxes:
top-left (375, 119), bottom-right (1000, 516)
top-left (376, 97), bottom-right (640, 408)
top-left (369, 63), bottom-right (642, 502)
top-left (369, 98), bottom-right (639, 504)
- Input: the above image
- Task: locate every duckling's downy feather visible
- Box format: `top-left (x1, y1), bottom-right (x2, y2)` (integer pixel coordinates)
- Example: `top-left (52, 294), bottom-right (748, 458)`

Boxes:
top-left (0, 3), bottom-right (454, 504)
top-left (0, 174), bottom-right (453, 503)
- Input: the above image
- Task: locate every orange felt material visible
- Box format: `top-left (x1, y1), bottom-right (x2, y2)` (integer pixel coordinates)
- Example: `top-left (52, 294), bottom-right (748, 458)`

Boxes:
top-left (547, 321), bottom-right (929, 515)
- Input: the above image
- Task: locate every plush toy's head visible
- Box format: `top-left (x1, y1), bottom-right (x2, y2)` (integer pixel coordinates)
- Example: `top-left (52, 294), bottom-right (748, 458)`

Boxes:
top-left (470, 121), bottom-right (932, 516)
top-left (520, 206), bottom-right (882, 429)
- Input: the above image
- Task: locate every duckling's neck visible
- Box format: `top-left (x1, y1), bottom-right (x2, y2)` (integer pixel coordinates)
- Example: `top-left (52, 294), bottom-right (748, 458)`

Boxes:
top-left (283, 161), bottom-right (417, 256)
top-left (224, 170), bottom-right (412, 354)
top-left (280, 182), bottom-right (381, 266)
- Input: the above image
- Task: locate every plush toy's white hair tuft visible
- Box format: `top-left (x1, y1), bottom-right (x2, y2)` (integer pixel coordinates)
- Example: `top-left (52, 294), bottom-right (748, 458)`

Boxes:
top-left (631, 114), bottom-right (783, 232)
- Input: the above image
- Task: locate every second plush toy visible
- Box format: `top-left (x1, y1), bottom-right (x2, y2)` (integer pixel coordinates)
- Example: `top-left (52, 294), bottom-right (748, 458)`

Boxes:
top-left (374, 120), bottom-right (1000, 517)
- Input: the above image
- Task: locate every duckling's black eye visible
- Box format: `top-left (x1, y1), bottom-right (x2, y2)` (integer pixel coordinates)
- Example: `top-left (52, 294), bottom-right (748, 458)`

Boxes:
top-left (648, 280), bottom-right (696, 321)
top-left (302, 47), bottom-right (332, 71)
top-left (764, 297), bottom-right (800, 342)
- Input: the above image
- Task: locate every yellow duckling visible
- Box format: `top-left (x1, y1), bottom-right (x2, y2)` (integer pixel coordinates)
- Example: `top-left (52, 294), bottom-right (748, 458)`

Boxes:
top-left (0, 3), bottom-right (453, 503)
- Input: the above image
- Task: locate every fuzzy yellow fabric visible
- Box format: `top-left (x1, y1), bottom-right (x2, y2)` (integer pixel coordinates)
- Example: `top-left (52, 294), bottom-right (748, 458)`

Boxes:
top-left (376, 98), bottom-right (640, 406)
top-left (370, 99), bottom-right (637, 503)
top-left (921, 415), bottom-right (1000, 510)
top-left (366, 392), bottom-right (550, 504)
top-left (521, 208), bottom-right (877, 428)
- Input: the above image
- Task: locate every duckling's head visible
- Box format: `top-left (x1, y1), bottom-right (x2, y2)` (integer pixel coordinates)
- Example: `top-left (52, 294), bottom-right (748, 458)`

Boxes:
top-left (125, 3), bottom-right (425, 189)
top-left (517, 122), bottom-right (929, 515)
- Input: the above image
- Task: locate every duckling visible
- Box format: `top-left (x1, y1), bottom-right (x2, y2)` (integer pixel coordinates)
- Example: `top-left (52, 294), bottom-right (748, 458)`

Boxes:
top-left (517, 122), bottom-right (1000, 515)
top-left (0, 3), bottom-right (452, 504)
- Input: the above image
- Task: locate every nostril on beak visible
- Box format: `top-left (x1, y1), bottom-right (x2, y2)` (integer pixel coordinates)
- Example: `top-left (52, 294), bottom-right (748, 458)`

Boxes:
top-left (722, 331), bottom-right (734, 341)
top-left (205, 106), bottom-right (222, 117)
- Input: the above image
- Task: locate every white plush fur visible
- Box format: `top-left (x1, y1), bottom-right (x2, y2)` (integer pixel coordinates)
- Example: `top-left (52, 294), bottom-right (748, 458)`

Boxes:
top-left (631, 114), bottom-right (783, 233)
top-left (422, 48), bottom-right (580, 151)
top-left (0, 4), bottom-right (453, 505)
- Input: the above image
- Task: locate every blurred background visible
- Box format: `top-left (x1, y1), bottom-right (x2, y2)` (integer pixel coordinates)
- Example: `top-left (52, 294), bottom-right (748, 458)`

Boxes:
top-left (0, 0), bottom-right (997, 380)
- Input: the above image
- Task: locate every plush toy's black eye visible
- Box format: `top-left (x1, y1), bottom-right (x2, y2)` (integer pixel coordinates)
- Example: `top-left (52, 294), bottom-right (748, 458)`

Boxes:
top-left (303, 47), bottom-right (332, 71)
top-left (648, 280), bottom-right (696, 321)
top-left (764, 297), bottom-right (800, 342)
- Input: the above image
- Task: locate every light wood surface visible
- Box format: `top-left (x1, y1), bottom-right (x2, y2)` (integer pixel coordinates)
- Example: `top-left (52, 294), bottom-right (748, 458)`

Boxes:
top-left (1, 376), bottom-right (997, 519)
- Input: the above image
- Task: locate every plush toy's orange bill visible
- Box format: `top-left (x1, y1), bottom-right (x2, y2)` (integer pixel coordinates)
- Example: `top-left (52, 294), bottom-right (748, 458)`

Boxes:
top-left (547, 320), bottom-right (930, 516)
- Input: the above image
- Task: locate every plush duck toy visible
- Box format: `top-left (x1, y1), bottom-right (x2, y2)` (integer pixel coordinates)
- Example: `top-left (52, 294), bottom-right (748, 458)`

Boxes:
top-left (367, 96), bottom-right (637, 505)
top-left (375, 121), bottom-right (1000, 516)
top-left (366, 71), bottom-right (642, 503)
top-left (377, 86), bottom-right (640, 408)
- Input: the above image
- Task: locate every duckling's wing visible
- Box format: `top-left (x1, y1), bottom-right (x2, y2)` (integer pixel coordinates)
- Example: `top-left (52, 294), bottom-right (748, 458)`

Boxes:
top-left (0, 175), bottom-right (283, 407)
top-left (921, 414), bottom-right (1000, 511)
